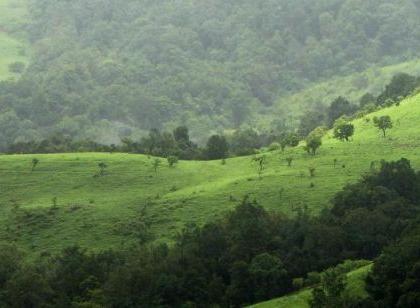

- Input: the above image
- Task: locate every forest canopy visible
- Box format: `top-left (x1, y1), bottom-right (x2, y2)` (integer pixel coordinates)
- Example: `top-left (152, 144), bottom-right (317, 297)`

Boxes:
top-left (1, 0), bottom-right (420, 148)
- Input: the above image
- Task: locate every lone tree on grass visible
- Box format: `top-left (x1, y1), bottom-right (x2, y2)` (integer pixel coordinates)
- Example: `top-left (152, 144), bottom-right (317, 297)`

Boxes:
top-left (98, 162), bottom-right (107, 176)
top-left (167, 155), bottom-right (179, 168)
top-left (304, 127), bottom-right (324, 155)
top-left (31, 158), bottom-right (39, 171)
top-left (252, 155), bottom-right (267, 179)
top-left (153, 158), bottom-right (161, 174)
top-left (373, 115), bottom-right (393, 137)
top-left (280, 133), bottom-right (300, 151)
top-left (305, 136), bottom-right (322, 155)
top-left (286, 157), bottom-right (293, 167)
top-left (333, 121), bottom-right (354, 141)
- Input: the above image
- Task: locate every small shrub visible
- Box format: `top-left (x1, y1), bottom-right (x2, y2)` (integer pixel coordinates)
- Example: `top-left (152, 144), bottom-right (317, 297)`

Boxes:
top-left (167, 155), bottom-right (179, 167)
top-left (305, 272), bottom-right (321, 287)
top-left (31, 158), bottom-right (39, 171)
top-left (268, 142), bottom-right (281, 151)
top-left (293, 277), bottom-right (304, 290)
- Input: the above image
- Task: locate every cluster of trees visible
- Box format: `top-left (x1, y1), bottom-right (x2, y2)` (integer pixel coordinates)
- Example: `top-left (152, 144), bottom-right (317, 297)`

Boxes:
top-left (0, 158), bottom-right (418, 307)
top-left (298, 73), bottom-right (420, 138)
top-left (7, 127), bottom-right (299, 160)
top-left (1, 0), bottom-right (420, 147)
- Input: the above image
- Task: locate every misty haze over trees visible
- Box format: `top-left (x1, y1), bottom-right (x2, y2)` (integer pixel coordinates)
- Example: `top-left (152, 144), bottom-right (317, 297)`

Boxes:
top-left (1, 0), bottom-right (420, 307)
top-left (1, 0), bottom-right (420, 149)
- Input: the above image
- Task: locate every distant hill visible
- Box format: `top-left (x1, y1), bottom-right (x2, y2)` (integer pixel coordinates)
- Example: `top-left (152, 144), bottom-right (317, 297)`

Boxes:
top-left (1, 92), bottom-right (419, 255)
top-left (1, 0), bottom-right (420, 144)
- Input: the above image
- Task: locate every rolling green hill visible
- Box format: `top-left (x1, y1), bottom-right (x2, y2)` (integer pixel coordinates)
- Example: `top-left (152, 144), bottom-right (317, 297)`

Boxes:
top-left (1, 93), bottom-right (420, 255)
top-left (250, 264), bottom-right (372, 308)
top-left (0, 0), bottom-right (28, 80)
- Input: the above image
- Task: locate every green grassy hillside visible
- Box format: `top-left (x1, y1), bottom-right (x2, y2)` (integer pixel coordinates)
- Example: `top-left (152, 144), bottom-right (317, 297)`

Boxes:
top-left (1, 93), bottom-right (420, 255)
top-left (250, 264), bottom-right (372, 308)
top-left (0, 0), bottom-right (28, 80)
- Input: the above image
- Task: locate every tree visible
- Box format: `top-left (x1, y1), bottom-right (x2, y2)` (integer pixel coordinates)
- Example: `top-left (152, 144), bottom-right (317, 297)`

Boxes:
top-left (298, 107), bottom-right (326, 137)
top-left (5, 266), bottom-right (53, 308)
top-left (31, 158), bottom-right (39, 171)
top-left (173, 126), bottom-right (189, 143)
top-left (98, 162), bottom-right (107, 176)
top-left (205, 135), bottom-right (229, 160)
top-left (249, 253), bottom-right (289, 301)
top-left (377, 73), bottom-right (419, 105)
top-left (327, 97), bottom-right (356, 127)
top-left (333, 121), bottom-right (354, 141)
top-left (152, 158), bottom-right (161, 174)
top-left (305, 136), bottom-right (322, 155)
top-left (359, 93), bottom-right (376, 108)
top-left (373, 116), bottom-right (393, 137)
top-left (286, 157), bottom-right (293, 167)
top-left (310, 268), bottom-right (347, 308)
top-left (167, 155), bottom-right (179, 167)
top-left (280, 133), bottom-right (300, 151)
top-left (252, 155), bottom-right (267, 179)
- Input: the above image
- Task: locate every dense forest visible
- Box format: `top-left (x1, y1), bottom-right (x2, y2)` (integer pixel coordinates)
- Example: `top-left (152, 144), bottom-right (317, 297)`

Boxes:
top-left (1, 0), bottom-right (420, 149)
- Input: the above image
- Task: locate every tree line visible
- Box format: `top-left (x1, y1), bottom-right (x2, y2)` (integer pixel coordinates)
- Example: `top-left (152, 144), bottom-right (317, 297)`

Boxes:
top-left (7, 72), bottom-right (418, 160)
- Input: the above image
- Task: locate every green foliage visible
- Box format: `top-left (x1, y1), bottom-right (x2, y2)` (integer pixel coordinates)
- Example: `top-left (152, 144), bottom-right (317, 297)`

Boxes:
top-left (252, 155), bottom-right (267, 179)
top-left (2, 0), bottom-right (420, 143)
top-left (305, 134), bottom-right (322, 156)
top-left (327, 97), bottom-right (357, 126)
top-left (366, 232), bottom-right (420, 307)
top-left (152, 158), bottom-right (161, 174)
top-left (97, 162), bottom-right (107, 177)
top-left (333, 120), bottom-right (355, 142)
top-left (377, 73), bottom-right (420, 105)
top-left (8, 61), bottom-right (25, 74)
top-left (0, 94), bottom-right (419, 258)
top-left (205, 135), bottom-right (229, 160)
top-left (167, 155), bottom-right (179, 167)
top-left (310, 268), bottom-right (347, 308)
top-left (373, 115), bottom-right (393, 137)
top-left (31, 158), bottom-right (39, 171)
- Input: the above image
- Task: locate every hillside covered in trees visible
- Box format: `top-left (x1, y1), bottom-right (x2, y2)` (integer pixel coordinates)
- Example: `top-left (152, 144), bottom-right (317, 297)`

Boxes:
top-left (1, 0), bottom-right (420, 147)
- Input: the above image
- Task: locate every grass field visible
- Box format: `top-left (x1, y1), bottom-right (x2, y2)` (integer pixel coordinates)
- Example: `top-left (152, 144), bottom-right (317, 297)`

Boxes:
top-left (250, 264), bottom-right (373, 308)
top-left (0, 0), bottom-right (28, 80)
top-left (0, 92), bottom-right (419, 256)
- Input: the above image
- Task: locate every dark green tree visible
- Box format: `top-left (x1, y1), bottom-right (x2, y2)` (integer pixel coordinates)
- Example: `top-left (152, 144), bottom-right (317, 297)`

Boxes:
top-left (373, 115), bottom-right (393, 137)
top-left (333, 121), bottom-right (354, 141)
top-left (205, 135), bottom-right (229, 160)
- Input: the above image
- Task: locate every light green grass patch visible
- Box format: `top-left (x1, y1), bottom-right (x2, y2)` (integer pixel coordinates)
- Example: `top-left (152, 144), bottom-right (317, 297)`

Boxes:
top-left (0, 94), bottom-right (420, 256)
